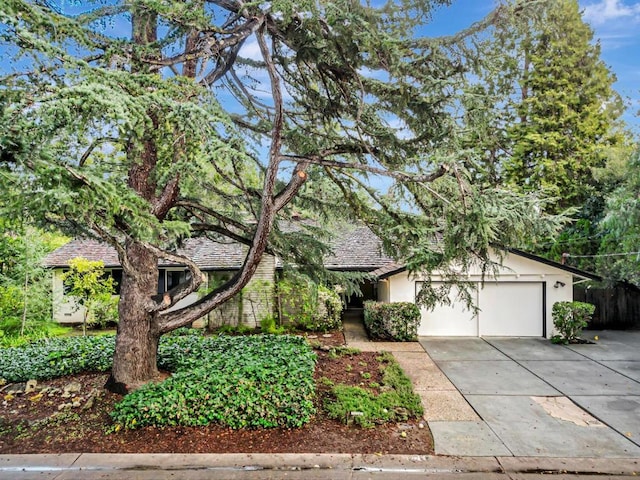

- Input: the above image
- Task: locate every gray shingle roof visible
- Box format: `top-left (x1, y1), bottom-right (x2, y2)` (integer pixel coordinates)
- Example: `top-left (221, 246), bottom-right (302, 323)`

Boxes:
top-left (43, 226), bottom-right (395, 271)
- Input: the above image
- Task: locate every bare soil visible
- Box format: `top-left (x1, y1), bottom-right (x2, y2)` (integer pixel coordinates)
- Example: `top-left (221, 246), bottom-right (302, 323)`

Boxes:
top-left (0, 332), bottom-right (433, 454)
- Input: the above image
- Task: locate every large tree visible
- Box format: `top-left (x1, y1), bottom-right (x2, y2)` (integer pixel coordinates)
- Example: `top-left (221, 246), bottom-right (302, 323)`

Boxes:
top-left (504, 0), bottom-right (620, 214)
top-left (461, 0), bottom-right (622, 214)
top-left (0, 0), bottom-right (558, 392)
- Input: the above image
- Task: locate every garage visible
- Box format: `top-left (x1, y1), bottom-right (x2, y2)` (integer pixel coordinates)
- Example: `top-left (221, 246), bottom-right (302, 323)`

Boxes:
top-left (416, 282), bottom-right (544, 337)
top-left (376, 249), bottom-right (592, 338)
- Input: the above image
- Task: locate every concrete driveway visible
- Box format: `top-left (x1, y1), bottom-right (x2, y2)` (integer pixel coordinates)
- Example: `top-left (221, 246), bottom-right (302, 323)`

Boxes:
top-left (420, 330), bottom-right (640, 458)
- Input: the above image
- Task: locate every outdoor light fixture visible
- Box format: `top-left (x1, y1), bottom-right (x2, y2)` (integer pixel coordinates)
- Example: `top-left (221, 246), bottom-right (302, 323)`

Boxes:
top-left (554, 281), bottom-right (566, 288)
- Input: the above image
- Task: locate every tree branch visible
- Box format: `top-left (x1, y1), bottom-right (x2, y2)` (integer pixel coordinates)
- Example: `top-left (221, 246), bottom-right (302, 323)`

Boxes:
top-left (281, 154), bottom-right (450, 184)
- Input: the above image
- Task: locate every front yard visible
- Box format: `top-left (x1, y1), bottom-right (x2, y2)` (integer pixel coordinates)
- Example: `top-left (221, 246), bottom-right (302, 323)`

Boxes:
top-left (0, 331), bottom-right (432, 454)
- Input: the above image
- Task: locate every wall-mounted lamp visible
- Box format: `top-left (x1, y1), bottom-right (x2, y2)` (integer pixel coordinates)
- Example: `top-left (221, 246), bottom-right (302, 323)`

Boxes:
top-left (554, 281), bottom-right (566, 288)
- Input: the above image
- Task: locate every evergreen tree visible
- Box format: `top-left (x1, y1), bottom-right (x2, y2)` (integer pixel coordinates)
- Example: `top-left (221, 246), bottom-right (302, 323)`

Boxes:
top-left (0, 0), bottom-right (559, 391)
top-left (504, 0), bottom-right (620, 214)
top-left (597, 148), bottom-right (640, 285)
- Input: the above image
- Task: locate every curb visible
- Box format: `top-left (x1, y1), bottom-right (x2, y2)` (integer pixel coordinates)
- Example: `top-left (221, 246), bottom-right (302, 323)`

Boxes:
top-left (0, 454), bottom-right (639, 476)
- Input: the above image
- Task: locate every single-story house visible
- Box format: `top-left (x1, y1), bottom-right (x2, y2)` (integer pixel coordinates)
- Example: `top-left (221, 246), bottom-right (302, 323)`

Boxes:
top-left (43, 226), bottom-right (597, 337)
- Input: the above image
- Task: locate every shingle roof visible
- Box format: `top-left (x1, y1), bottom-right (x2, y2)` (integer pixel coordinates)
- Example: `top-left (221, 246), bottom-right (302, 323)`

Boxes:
top-left (324, 226), bottom-right (395, 270)
top-left (42, 226), bottom-right (395, 271)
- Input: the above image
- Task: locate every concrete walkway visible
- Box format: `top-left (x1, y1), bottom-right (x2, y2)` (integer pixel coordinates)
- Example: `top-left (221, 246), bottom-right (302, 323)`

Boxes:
top-left (343, 320), bottom-right (640, 459)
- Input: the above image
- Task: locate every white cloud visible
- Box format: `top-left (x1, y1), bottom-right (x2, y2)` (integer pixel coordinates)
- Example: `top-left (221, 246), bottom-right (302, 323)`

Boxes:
top-left (582, 0), bottom-right (640, 26)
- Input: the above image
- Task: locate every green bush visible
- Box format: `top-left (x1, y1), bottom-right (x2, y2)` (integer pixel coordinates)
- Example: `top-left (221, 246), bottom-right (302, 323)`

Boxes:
top-left (0, 335), bottom-right (115, 382)
top-left (363, 301), bottom-right (420, 341)
top-left (277, 278), bottom-right (342, 332)
top-left (113, 334), bottom-right (316, 429)
top-left (551, 301), bottom-right (595, 344)
top-left (324, 353), bottom-right (423, 427)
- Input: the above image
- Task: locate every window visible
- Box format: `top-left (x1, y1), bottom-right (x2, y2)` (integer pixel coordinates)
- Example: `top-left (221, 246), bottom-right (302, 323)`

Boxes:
top-left (157, 269), bottom-right (189, 294)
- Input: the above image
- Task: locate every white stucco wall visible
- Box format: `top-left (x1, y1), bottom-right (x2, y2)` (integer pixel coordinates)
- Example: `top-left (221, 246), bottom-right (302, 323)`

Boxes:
top-left (380, 250), bottom-right (575, 338)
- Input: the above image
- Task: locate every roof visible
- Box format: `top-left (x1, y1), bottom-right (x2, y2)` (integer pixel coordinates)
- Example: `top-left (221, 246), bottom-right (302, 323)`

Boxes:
top-left (42, 226), bottom-right (396, 271)
top-left (375, 248), bottom-right (601, 281)
top-left (324, 226), bottom-right (395, 270)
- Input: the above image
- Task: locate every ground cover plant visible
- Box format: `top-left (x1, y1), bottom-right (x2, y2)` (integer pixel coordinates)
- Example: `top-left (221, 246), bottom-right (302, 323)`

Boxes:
top-left (1, 333), bottom-right (316, 430)
top-left (323, 351), bottom-right (424, 427)
top-left (0, 331), bottom-right (432, 454)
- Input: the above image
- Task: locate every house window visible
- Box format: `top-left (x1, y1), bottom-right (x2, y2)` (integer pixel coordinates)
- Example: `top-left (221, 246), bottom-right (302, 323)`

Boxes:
top-left (157, 269), bottom-right (189, 294)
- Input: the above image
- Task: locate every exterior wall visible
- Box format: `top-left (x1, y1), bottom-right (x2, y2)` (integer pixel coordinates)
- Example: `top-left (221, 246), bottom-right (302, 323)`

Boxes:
top-left (240, 254), bottom-right (276, 328)
top-left (52, 269), bottom-right (85, 324)
top-left (381, 250), bottom-right (575, 338)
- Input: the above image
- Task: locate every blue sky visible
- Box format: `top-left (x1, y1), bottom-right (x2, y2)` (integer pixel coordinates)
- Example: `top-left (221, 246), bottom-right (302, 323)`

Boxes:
top-left (425, 0), bottom-right (640, 133)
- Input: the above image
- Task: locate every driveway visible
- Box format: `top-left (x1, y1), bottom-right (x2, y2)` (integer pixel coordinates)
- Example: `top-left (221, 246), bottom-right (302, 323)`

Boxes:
top-left (420, 330), bottom-right (640, 458)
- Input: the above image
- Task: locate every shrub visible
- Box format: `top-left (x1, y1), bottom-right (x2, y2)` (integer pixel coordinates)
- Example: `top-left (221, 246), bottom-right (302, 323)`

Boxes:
top-left (551, 301), bottom-right (595, 344)
top-left (324, 352), bottom-right (423, 427)
top-left (113, 335), bottom-right (317, 429)
top-left (363, 301), bottom-right (420, 341)
top-left (2, 333), bottom-right (318, 430)
top-left (277, 278), bottom-right (343, 332)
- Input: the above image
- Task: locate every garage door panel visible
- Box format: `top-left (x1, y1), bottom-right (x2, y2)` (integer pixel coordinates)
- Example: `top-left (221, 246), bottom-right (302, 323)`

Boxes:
top-left (418, 284), bottom-right (478, 336)
top-left (479, 282), bottom-right (543, 337)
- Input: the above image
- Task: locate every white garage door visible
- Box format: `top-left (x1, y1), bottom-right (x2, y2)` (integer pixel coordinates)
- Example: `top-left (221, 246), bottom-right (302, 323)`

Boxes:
top-left (418, 282), bottom-right (544, 337)
top-left (418, 283), bottom-right (478, 336)
top-left (479, 282), bottom-right (543, 337)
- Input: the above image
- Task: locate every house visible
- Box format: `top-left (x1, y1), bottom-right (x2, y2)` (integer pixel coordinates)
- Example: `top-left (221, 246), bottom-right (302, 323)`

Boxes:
top-left (43, 227), bottom-right (597, 337)
top-left (42, 227), bottom-right (394, 327)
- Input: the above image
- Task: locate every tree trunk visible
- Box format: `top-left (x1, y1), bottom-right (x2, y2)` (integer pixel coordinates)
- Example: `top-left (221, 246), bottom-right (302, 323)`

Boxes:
top-left (106, 242), bottom-right (161, 394)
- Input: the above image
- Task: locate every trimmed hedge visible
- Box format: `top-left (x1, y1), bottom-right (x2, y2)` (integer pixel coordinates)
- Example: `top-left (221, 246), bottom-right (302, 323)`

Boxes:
top-left (363, 301), bottom-right (420, 341)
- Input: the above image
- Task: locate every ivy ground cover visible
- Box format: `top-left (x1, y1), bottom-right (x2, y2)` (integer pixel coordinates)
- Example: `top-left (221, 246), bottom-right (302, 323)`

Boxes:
top-left (0, 333), bottom-right (317, 429)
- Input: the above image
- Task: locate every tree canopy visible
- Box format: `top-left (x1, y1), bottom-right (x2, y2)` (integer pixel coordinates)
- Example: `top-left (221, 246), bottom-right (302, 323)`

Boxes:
top-left (0, 0), bottom-right (560, 389)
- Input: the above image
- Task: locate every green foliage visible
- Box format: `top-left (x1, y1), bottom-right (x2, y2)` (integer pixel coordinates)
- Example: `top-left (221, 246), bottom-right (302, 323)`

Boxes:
top-left (113, 335), bottom-right (316, 429)
top-left (551, 301), bottom-right (595, 344)
top-left (61, 258), bottom-right (116, 334)
top-left (0, 222), bottom-right (67, 341)
top-left (277, 277), bottom-right (343, 332)
top-left (327, 346), bottom-right (361, 359)
top-left (324, 353), bottom-right (423, 427)
top-left (1, 332), bottom-right (318, 429)
top-left (0, 335), bottom-right (115, 382)
top-left (260, 315), bottom-right (285, 335)
top-left (597, 149), bottom-right (640, 285)
top-left (363, 301), bottom-right (420, 341)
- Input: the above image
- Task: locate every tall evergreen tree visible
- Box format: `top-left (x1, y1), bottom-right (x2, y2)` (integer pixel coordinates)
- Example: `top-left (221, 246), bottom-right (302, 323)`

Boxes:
top-left (0, 0), bottom-right (559, 391)
top-left (504, 0), bottom-right (620, 214)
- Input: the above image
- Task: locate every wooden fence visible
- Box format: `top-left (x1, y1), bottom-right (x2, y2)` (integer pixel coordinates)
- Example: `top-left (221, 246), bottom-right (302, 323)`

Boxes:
top-left (574, 282), bottom-right (640, 330)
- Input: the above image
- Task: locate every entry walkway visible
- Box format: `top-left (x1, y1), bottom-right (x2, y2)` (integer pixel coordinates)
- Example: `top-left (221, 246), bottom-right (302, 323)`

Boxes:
top-left (344, 322), bottom-right (640, 458)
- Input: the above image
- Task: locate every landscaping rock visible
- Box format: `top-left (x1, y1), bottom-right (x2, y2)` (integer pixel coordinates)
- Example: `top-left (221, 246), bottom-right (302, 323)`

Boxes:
top-left (57, 403), bottom-right (72, 411)
top-left (25, 380), bottom-right (38, 394)
top-left (82, 389), bottom-right (100, 411)
top-left (63, 382), bottom-right (82, 394)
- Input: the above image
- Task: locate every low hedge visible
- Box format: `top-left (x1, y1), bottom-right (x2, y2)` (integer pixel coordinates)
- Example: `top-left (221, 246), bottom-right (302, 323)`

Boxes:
top-left (363, 301), bottom-right (420, 341)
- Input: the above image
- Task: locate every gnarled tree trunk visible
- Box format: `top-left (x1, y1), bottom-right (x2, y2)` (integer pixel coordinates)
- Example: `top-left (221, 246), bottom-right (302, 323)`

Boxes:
top-left (106, 242), bottom-right (161, 393)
